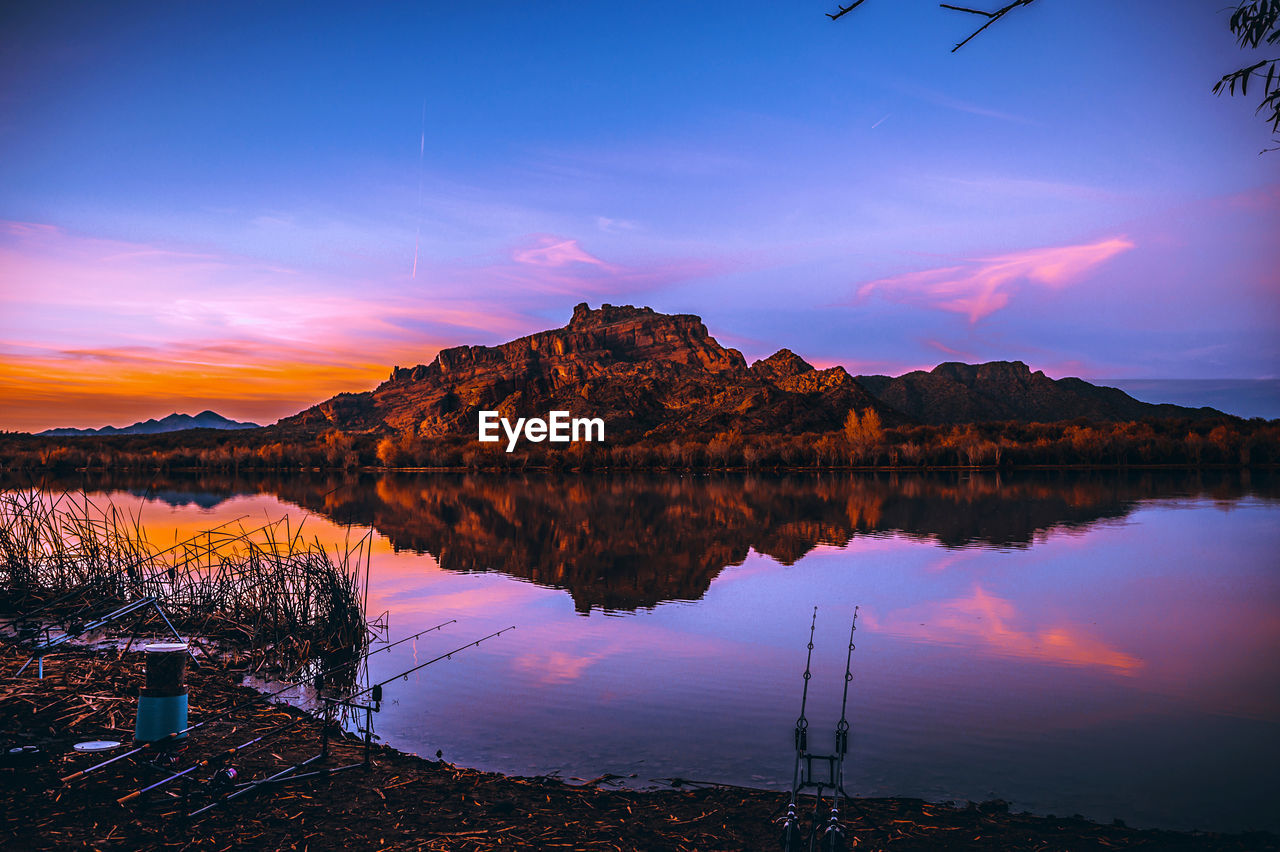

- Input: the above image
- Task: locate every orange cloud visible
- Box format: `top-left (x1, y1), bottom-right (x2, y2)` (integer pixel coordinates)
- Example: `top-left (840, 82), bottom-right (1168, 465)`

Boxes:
top-left (856, 237), bottom-right (1134, 322)
top-left (0, 345), bottom-right (403, 431)
top-left (0, 222), bottom-right (545, 431)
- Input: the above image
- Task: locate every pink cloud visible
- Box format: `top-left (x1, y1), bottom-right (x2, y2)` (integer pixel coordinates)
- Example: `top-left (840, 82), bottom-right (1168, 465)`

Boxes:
top-left (0, 220), bottom-right (59, 238)
top-left (857, 236), bottom-right (1135, 322)
top-left (924, 338), bottom-right (976, 360)
top-left (512, 236), bottom-right (616, 269)
top-left (442, 233), bottom-right (723, 298)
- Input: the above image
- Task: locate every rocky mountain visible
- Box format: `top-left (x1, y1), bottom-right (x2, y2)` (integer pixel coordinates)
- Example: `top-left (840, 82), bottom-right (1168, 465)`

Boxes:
top-left (855, 362), bottom-right (1224, 425)
top-left (282, 303), bottom-right (893, 439)
top-left (281, 303), bottom-right (1225, 439)
top-left (39, 411), bottom-right (261, 437)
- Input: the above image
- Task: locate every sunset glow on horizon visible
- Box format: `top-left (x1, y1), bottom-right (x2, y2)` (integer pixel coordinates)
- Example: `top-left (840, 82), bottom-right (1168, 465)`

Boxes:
top-left (2, 1), bottom-right (1277, 431)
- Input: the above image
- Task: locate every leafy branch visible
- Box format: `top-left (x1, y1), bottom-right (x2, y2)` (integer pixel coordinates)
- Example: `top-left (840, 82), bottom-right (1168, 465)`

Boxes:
top-left (1212, 1), bottom-right (1279, 150)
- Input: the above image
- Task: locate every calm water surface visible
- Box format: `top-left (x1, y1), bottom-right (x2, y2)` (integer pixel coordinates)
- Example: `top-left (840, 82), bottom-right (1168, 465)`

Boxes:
top-left (24, 470), bottom-right (1280, 833)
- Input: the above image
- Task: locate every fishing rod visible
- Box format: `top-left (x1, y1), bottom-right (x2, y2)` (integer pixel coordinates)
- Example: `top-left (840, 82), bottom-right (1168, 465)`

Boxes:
top-left (14, 596), bottom-right (191, 679)
top-left (189, 626), bottom-right (515, 819)
top-left (61, 617), bottom-right (457, 783)
top-left (188, 753), bottom-right (327, 817)
top-left (14, 571), bottom-right (217, 679)
top-left (336, 625), bottom-right (516, 705)
top-left (822, 608), bottom-right (857, 852)
top-left (224, 761), bottom-right (365, 791)
top-left (780, 607), bottom-right (817, 852)
top-left (117, 716), bottom-right (305, 805)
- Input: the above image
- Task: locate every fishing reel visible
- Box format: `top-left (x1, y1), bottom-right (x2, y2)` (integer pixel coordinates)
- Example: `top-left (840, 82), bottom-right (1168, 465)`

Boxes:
top-left (778, 805), bottom-right (804, 852)
top-left (821, 811), bottom-right (847, 852)
top-left (208, 766), bottom-right (238, 790)
top-left (151, 750), bottom-right (180, 769)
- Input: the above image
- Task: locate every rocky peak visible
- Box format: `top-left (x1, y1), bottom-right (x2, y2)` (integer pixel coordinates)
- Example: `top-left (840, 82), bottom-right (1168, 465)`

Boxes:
top-left (569, 302), bottom-right (660, 328)
top-left (386, 304), bottom-right (746, 389)
top-left (931, 360), bottom-right (1037, 385)
top-left (751, 349), bottom-right (815, 382)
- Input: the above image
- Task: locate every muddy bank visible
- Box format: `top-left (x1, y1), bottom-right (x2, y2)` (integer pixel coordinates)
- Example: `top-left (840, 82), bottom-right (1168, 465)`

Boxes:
top-left (1, 645), bottom-right (1274, 851)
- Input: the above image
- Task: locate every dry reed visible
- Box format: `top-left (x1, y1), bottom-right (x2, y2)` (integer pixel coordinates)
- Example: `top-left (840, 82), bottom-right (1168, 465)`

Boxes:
top-left (0, 490), bottom-right (369, 686)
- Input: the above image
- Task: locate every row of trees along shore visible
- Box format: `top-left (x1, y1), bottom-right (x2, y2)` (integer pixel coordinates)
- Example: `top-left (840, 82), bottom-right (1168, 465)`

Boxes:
top-left (2, 412), bottom-right (1278, 472)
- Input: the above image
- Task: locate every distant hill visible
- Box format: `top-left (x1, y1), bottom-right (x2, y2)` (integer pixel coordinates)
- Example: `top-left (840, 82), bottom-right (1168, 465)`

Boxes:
top-left (280, 303), bottom-right (1225, 438)
top-left (39, 411), bottom-right (261, 437)
top-left (855, 362), bottom-right (1225, 425)
top-left (1100, 379), bottom-right (1280, 421)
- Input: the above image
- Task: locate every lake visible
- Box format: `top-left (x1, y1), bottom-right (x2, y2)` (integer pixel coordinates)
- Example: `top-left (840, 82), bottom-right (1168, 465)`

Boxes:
top-left (13, 469), bottom-right (1279, 833)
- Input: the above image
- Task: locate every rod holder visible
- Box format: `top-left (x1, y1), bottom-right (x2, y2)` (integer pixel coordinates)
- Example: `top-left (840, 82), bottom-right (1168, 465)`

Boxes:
top-left (134, 643), bottom-right (190, 743)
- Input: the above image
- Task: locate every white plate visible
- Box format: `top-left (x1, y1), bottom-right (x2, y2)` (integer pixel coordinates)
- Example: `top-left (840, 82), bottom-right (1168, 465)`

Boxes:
top-left (73, 740), bottom-right (122, 752)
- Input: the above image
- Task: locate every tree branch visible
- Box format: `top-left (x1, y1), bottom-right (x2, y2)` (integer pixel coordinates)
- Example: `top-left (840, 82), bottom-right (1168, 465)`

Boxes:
top-left (947, 0), bottom-right (1041, 52)
top-left (827, 0), bottom-right (870, 22)
top-left (827, 0), bottom-right (1042, 51)
top-left (940, 5), bottom-right (997, 17)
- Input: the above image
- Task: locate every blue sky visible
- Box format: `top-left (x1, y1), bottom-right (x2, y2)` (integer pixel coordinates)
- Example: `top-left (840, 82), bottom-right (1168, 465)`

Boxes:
top-left (1, 0), bottom-right (1276, 429)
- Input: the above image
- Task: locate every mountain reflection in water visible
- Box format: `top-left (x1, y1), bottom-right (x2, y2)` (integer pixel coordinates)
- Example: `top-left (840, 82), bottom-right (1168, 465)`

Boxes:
top-left (24, 468), bottom-right (1276, 614)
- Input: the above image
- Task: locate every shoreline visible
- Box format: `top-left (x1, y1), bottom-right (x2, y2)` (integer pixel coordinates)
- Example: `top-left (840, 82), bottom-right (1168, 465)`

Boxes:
top-left (3, 463), bottom-right (1279, 485)
top-left (2, 645), bottom-right (1275, 851)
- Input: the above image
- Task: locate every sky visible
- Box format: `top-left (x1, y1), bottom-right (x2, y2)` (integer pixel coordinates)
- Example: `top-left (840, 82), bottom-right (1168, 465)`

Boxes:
top-left (1, 0), bottom-right (1277, 432)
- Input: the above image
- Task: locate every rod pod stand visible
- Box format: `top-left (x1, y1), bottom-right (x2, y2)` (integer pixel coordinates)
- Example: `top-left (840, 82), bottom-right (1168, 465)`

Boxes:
top-left (778, 607), bottom-right (859, 852)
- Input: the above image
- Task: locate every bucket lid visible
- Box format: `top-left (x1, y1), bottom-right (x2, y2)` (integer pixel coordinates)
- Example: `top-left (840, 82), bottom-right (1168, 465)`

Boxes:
top-left (73, 740), bottom-right (122, 752)
top-left (144, 643), bottom-right (188, 652)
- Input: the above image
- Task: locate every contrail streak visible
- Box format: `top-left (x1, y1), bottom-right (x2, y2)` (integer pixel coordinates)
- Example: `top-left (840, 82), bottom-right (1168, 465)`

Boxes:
top-left (412, 99), bottom-right (425, 280)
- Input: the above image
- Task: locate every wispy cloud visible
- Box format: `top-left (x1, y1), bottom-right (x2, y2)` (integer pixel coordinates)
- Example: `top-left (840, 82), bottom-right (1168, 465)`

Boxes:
top-left (918, 174), bottom-right (1121, 203)
top-left (595, 216), bottom-right (641, 234)
top-left (856, 236), bottom-right (1134, 322)
top-left (885, 80), bottom-right (1039, 126)
top-left (455, 233), bottom-right (722, 298)
top-left (512, 236), bottom-right (616, 269)
top-left (923, 338), bottom-right (976, 360)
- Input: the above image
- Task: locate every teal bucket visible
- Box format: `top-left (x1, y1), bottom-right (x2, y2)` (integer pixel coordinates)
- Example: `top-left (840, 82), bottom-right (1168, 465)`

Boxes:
top-left (134, 694), bottom-right (188, 743)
